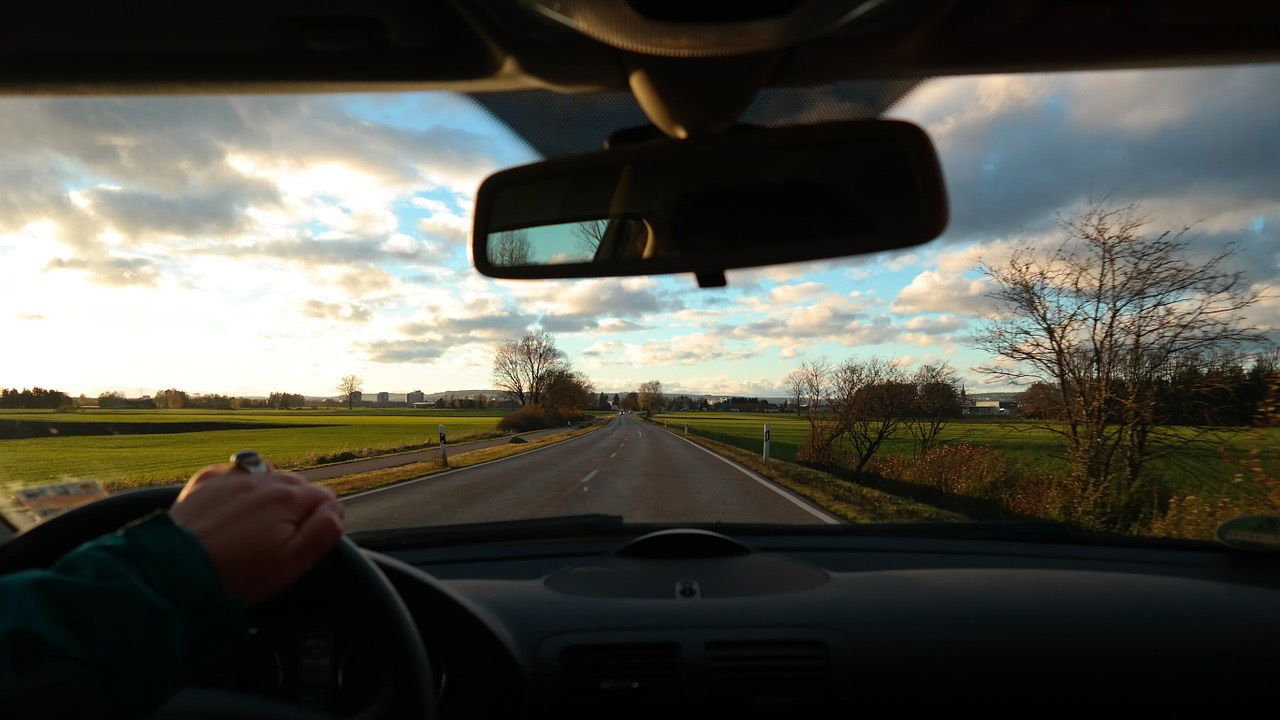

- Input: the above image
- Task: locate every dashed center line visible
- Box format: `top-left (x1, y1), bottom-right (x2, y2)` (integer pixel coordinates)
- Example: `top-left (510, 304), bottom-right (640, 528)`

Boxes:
top-left (580, 469), bottom-right (599, 483)
top-left (609, 451), bottom-right (617, 458)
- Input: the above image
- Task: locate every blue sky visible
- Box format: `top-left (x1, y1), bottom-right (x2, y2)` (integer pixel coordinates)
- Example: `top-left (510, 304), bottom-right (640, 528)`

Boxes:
top-left (1, 64), bottom-right (1277, 398)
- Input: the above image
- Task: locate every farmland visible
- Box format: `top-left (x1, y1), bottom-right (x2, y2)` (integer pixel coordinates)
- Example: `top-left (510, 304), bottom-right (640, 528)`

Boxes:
top-left (651, 412), bottom-right (1280, 502)
top-left (0, 408), bottom-right (508, 492)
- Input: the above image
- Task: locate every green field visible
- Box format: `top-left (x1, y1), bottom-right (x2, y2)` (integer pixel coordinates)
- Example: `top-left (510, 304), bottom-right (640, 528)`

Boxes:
top-left (652, 412), bottom-right (1280, 501)
top-left (0, 408), bottom-right (507, 491)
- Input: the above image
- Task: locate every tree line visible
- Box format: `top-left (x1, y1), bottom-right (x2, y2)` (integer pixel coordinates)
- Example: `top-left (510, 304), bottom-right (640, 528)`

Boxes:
top-left (0, 388), bottom-right (318, 410)
top-left (786, 358), bottom-right (963, 473)
top-left (0, 387), bottom-right (71, 409)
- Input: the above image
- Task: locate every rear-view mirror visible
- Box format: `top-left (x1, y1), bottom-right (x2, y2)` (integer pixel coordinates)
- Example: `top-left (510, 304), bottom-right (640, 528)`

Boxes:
top-left (471, 120), bottom-right (947, 285)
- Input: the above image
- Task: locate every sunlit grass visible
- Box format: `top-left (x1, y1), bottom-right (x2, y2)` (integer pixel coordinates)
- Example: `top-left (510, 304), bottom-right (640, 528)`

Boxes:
top-left (0, 409), bottom-right (509, 492)
top-left (652, 412), bottom-right (1280, 501)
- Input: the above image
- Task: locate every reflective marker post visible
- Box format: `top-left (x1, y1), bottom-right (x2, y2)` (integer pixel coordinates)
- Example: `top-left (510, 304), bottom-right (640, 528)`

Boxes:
top-left (438, 424), bottom-right (447, 465)
top-left (763, 424), bottom-right (771, 462)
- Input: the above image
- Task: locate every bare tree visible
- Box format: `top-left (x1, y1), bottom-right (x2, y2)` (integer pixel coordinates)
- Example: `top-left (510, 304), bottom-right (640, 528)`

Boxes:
top-left (905, 362), bottom-right (963, 455)
top-left (572, 220), bottom-right (608, 258)
top-left (784, 369), bottom-right (805, 416)
top-left (490, 229), bottom-right (532, 267)
top-left (831, 357), bottom-right (912, 474)
top-left (974, 200), bottom-right (1266, 527)
top-left (637, 380), bottom-right (665, 417)
top-left (336, 374), bottom-right (363, 410)
top-left (492, 331), bottom-right (566, 406)
top-left (795, 357), bottom-right (840, 463)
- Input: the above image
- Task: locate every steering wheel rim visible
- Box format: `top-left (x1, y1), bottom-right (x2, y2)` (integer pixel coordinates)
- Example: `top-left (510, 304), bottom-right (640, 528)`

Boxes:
top-left (0, 486), bottom-right (436, 720)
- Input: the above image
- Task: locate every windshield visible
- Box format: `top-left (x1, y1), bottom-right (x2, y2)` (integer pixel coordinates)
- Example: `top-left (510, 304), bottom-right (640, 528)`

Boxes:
top-left (1, 65), bottom-right (1276, 541)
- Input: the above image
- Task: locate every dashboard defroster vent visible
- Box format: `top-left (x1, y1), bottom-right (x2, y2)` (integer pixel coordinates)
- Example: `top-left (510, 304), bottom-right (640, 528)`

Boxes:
top-left (705, 640), bottom-right (835, 705)
top-left (559, 643), bottom-right (682, 704)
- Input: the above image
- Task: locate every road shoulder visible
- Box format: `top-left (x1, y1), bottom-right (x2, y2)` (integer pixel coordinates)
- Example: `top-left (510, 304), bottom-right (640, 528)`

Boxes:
top-left (646, 419), bottom-right (964, 524)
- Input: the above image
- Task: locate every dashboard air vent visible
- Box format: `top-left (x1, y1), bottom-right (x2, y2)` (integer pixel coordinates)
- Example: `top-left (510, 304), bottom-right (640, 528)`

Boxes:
top-left (705, 640), bottom-right (834, 705)
top-left (559, 643), bottom-right (682, 704)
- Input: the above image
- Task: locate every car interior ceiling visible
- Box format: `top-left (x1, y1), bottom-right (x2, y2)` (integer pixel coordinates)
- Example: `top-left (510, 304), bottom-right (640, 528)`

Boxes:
top-left (4, 0), bottom-right (1280, 715)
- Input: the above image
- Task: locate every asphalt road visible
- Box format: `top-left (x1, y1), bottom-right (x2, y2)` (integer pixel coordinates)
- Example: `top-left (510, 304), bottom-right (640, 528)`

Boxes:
top-left (342, 414), bottom-right (840, 531)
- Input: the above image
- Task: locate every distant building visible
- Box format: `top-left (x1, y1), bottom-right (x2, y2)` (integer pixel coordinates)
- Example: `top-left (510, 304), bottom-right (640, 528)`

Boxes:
top-left (348, 391), bottom-right (362, 405)
top-left (376, 391), bottom-right (390, 403)
top-left (965, 400), bottom-right (1018, 415)
top-left (407, 390), bottom-right (425, 404)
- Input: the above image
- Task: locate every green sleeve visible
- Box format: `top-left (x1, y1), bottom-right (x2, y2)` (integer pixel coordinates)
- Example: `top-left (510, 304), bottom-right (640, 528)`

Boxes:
top-left (0, 511), bottom-right (248, 717)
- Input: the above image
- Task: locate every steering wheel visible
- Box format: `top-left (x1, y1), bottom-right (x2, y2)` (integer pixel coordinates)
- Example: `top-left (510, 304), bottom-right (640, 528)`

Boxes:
top-left (0, 486), bottom-right (436, 720)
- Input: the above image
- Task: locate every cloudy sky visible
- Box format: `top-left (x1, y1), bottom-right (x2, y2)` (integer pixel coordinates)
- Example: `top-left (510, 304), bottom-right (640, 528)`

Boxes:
top-left (1, 64), bottom-right (1277, 398)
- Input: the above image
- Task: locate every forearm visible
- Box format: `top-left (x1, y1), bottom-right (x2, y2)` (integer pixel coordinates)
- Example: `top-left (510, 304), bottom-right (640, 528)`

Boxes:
top-left (0, 512), bottom-right (247, 716)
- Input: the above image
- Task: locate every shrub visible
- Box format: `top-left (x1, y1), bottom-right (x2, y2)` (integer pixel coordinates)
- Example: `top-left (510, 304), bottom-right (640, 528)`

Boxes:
top-left (497, 404), bottom-right (585, 433)
top-left (865, 443), bottom-right (1107, 529)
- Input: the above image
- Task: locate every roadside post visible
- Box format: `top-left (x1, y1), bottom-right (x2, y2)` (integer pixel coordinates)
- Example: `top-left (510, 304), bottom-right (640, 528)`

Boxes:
top-left (438, 424), bottom-right (447, 465)
top-left (684, 423), bottom-right (688, 435)
top-left (763, 424), bottom-right (771, 462)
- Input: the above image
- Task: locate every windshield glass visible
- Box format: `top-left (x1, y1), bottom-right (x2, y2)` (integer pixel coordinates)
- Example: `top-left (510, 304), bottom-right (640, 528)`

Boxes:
top-left (2, 65), bottom-right (1276, 541)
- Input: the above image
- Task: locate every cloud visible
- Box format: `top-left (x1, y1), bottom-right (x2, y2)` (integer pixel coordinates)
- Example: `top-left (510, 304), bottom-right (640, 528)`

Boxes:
top-left (891, 270), bottom-right (993, 316)
top-left (300, 299), bottom-right (373, 324)
top-left (892, 65), bottom-right (1280, 249)
top-left (45, 254), bottom-right (160, 286)
top-left (724, 292), bottom-right (896, 348)
top-left (398, 309), bottom-right (535, 342)
top-left (902, 314), bottom-right (968, 334)
top-left (358, 339), bottom-right (448, 364)
top-left (766, 281), bottom-right (830, 304)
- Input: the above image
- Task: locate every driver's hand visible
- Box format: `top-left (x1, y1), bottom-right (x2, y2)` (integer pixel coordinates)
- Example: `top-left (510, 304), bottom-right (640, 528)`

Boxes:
top-left (169, 463), bottom-right (345, 606)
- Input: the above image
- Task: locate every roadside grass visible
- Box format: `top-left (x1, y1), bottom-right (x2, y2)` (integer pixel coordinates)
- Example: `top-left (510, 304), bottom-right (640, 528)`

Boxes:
top-left (648, 421), bottom-right (963, 524)
top-left (317, 424), bottom-right (604, 496)
top-left (652, 412), bottom-right (1280, 501)
top-left (653, 412), bottom-right (1280, 537)
top-left (0, 409), bottom-right (509, 492)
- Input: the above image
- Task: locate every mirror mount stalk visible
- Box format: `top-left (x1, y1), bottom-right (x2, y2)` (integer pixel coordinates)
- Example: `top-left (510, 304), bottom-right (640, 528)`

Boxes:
top-left (624, 52), bottom-right (780, 139)
top-left (694, 270), bottom-right (727, 288)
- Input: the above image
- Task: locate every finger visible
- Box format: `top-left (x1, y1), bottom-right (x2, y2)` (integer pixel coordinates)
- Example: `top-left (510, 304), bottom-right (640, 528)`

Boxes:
top-left (178, 463), bottom-right (235, 502)
top-left (190, 463), bottom-right (234, 483)
top-left (285, 503), bottom-right (344, 577)
top-left (273, 471), bottom-right (308, 486)
top-left (279, 483), bottom-right (338, 522)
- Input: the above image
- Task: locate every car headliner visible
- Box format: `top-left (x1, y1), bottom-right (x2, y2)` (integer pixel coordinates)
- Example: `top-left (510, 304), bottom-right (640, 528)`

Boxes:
top-left (1, 3), bottom-right (1275, 159)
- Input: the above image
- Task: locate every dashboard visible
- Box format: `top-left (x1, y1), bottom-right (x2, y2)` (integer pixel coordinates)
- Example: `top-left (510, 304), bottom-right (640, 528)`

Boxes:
top-left (201, 527), bottom-right (1280, 716)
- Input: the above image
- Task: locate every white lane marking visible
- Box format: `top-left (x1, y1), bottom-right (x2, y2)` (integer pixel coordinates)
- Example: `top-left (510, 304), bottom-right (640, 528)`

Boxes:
top-left (580, 469), bottom-right (599, 483)
top-left (342, 427), bottom-right (601, 501)
top-left (664, 430), bottom-right (841, 525)
top-left (609, 452), bottom-right (617, 459)
top-left (620, 441), bottom-right (626, 448)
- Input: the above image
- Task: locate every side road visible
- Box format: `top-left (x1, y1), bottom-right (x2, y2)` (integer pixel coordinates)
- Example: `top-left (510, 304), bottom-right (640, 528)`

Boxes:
top-left (295, 423), bottom-right (594, 481)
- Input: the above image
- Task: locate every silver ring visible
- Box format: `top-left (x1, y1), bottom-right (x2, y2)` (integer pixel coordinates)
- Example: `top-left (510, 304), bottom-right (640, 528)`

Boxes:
top-left (231, 450), bottom-right (268, 475)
